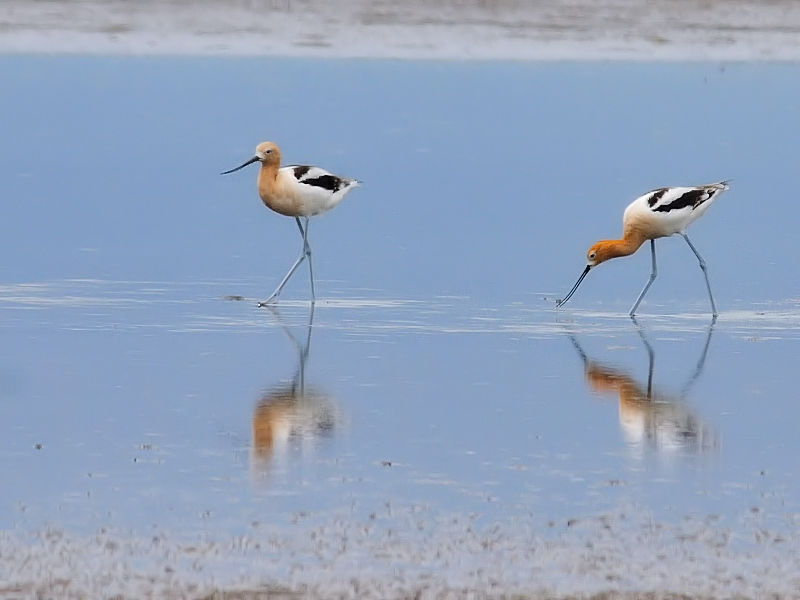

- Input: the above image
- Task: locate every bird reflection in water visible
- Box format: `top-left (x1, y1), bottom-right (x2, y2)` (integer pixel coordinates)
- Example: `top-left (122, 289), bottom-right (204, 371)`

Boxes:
top-left (569, 318), bottom-right (718, 455)
top-left (251, 304), bottom-right (338, 477)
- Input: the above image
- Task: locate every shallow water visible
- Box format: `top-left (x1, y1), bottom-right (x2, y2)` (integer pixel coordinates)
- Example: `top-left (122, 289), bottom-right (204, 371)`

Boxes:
top-left (2, 57), bottom-right (800, 596)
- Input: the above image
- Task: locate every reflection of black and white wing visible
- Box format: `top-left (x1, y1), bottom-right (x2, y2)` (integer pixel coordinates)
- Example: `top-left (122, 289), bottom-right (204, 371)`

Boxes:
top-left (289, 165), bottom-right (358, 193)
top-left (645, 181), bottom-right (729, 214)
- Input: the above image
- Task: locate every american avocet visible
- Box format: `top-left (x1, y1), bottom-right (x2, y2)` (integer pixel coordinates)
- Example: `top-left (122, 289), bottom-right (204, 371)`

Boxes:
top-left (222, 141), bottom-right (359, 305)
top-left (557, 181), bottom-right (729, 316)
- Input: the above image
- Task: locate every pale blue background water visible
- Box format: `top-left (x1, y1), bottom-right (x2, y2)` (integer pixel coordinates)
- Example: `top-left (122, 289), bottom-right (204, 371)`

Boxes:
top-left (1, 58), bottom-right (800, 545)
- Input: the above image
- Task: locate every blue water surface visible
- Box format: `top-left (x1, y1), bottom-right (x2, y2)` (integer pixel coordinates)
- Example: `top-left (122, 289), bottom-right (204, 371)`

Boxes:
top-left (1, 57), bottom-right (799, 544)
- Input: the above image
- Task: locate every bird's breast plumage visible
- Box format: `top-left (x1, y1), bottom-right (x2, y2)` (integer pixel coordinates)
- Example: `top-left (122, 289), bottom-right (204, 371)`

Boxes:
top-left (257, 165), bottom-right (359, 217)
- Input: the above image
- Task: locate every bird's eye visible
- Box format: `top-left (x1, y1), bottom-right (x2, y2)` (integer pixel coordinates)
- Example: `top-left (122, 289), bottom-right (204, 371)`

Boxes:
top-left (264, 148), bottom-right (272, 153)
top-left (589, 252), bottom-right (596, 260)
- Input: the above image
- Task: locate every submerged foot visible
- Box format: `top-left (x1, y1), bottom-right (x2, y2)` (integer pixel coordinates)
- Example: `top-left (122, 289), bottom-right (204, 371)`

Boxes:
top-left (257, 295), bottom-right (279, 307)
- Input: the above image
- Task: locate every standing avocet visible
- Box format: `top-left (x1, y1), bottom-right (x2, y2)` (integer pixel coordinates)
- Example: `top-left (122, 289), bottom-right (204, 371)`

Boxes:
top-left (222, 141), bottom-right (359, 305)
top-left (557, 181), bottom-right (729, 317)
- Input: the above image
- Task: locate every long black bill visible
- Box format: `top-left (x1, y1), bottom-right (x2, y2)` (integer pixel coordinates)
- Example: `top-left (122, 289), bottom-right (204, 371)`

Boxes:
top-left (220, 156), bottom-right (260, 175)
top-left (556, 265), bottom-right (591, 308)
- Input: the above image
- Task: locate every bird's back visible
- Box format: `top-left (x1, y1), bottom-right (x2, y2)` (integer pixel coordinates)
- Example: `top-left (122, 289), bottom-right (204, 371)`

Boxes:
top-left (624, 181), bottom-right (729, 238)
top-left (273, 165), bottom-right (359, 217)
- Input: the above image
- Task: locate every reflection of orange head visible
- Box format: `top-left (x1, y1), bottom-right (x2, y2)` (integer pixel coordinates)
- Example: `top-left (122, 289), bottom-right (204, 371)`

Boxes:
top-left (252, 392), bottom-right (296, 460)
top-left (251, 385), bottom-right (337, 470)
top-left (587, 364), bottom-right (646, 403)
top-left (585, 363), bottom-right (648, 409)
top-left (585, 364), bottom-right (638, 394)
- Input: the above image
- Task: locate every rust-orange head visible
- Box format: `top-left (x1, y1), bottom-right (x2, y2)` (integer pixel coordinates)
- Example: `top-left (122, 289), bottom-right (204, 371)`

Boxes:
top-left (557, 238), bottom-right (639, 308)
top-left (254, 141), bottom-right (281, 166)
top-left (586, 240), bottom-right (620, 267)
top-left (221, 141), bottom-right (281, 175)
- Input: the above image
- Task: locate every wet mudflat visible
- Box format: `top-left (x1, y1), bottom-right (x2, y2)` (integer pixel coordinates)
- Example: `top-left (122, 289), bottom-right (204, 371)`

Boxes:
top-left (1, 57), bottom-right (800, 597)
top-left (3, 0), bottom-right (800, 59)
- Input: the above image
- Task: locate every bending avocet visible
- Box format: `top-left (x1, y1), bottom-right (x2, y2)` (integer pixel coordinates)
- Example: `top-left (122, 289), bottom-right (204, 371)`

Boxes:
top-left (557, 181), bottom-right (729, 317)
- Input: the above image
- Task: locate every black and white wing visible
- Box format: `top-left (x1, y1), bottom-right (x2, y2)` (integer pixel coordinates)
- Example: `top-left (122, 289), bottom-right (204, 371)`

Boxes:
top-left (289, 165), bottom-right (358, 193)
top-left (645, 181), bottom-right (730, 214)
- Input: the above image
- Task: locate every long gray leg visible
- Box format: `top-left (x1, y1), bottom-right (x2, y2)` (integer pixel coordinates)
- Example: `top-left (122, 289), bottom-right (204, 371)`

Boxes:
top-left (629, 239), bottom-right (657, 317)
top-left (681, 233), bottom-right (717, 317)
top-left (259, 217), bottom-right (312, 306)
top-left (302, 217), bottom-right (315, 303)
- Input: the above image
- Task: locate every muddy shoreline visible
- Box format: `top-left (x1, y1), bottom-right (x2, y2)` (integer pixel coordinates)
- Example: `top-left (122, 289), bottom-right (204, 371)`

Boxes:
top-left (2, 0), bottom-right (799, 59)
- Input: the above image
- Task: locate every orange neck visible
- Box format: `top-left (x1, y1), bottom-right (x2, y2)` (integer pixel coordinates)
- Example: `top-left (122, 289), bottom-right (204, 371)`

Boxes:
top-left (258, 161), bottom-right (278, 181)
top-left (257, 162), bottom-right (279, 197)
top-left (593, 229), bottom-right (648, 263)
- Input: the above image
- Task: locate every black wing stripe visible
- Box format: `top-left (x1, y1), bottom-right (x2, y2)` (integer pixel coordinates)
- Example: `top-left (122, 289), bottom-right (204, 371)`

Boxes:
top-left (293, 165), bottom-right (311, 179)
top-left (301, 175), bottom-right (345, 192)
top-left (653, 188), bottom-right (710, 213)
top-left (647, 188), bottom-right (668, 207)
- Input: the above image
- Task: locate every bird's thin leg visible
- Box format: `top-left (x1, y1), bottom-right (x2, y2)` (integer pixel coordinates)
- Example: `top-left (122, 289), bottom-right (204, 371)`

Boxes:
top-left (629, 239), bottom-right (657, 317)
top-left (259, 217), bottom-right (309, 306)
top-left (302, 217), bottom-right (315, 303)
top-left (680, 233), bottom-right (718, 317)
